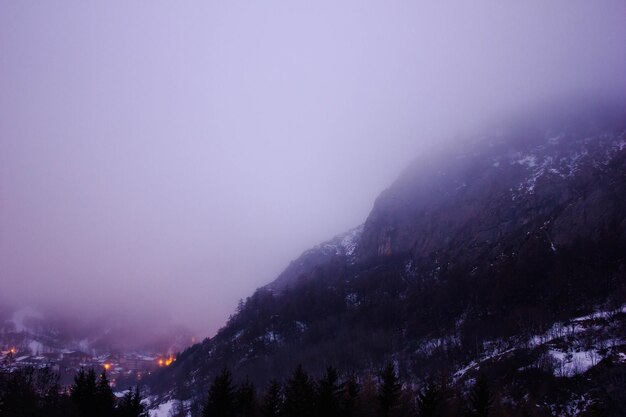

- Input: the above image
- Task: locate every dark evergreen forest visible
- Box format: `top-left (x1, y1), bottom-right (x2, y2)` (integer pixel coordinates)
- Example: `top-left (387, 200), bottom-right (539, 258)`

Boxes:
top-left (2, 359), bottom-right (624, 417)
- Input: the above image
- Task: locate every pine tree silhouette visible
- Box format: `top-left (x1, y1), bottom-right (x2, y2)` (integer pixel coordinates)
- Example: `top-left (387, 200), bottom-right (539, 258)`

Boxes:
top-left (282, 365), bottom-right (315, 417)
top-left (117, 386), bottom-right (147, 417)
top-left (95, 371), bottom-right (115, 417)
top-left (377, 363), bottom-right (401, 417)
top-left (236, 377), bottom-right (258, 417)
top-left (341, 373), bottom-right (361, 417)
top-left (0, 368), bottom-right (39, 417)
top-left (70, 369), bottom-right (98, 417)
top-left (260, 380), bottom-right (283, 417)
top-left (315, 366), bottom-right (342, 417)
top-left (203, 368), bottom-right (236, 417)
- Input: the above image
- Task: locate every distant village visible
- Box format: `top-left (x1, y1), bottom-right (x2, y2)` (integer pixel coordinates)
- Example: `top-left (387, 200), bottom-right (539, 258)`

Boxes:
top-left (0, 346), bottom-right (176, 386)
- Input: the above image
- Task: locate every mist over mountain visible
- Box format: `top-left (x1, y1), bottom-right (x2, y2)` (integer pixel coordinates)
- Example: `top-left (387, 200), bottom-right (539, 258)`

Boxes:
top-left (148, 100), bottom-right (626, 414)
top-left (2, 1), bottom-right (626, 337)
top-left (2, 1), bottom-right (626, 415)
top-left (0, 305), bottom-right (194, 356)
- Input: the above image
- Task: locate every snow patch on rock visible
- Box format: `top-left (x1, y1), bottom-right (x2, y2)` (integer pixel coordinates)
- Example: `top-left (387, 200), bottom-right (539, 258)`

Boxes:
top-left (511, 131), bottom-right (625, 195)
top-left (150, 399), bottom-right (176, 417)
top-left (314, 224), bottom-right (364, 258)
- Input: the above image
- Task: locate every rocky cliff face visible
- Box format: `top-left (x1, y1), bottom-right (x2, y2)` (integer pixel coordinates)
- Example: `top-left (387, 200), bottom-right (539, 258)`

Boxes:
top-left (358, 113), bottom-right (626, 265)
top-left (150, 102), bottom-right (626, 412)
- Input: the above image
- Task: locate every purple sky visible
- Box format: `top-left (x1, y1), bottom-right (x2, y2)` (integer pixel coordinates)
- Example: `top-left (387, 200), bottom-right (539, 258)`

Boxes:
top-left (1, 1), bottom-right (625, 336)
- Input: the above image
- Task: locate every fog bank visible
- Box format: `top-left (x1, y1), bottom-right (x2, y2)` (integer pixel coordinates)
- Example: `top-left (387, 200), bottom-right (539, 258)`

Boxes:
top-left (1, 1), bottom-right (625, 336)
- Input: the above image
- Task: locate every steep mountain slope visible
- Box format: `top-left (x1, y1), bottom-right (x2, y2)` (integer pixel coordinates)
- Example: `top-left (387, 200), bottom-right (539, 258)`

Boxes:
top-left (268, 224), bottom-right (363, 291)
top-left (151, 102), bottom-right (626, 410)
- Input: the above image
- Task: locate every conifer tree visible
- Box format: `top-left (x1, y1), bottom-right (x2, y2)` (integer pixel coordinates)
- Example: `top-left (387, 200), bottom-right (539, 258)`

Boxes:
top-left (341, 374), bottom-right (361, 417)
top-left (203, 368), bottom-right (236, 417)
top-left (0, 368), bottom-right (39, 417)
top-left (315, 366), bottom-right (342, 417)
top-left (170, 382), bottom-right (190, 417)
top-left (282, 365), bottom-right (315, 417)
top-left (71, 369), bottom-right (98, 417)
top-left (260, 380), bottom-right (282, 417)
top-left (95, 371), bottom-right (115, 417)
top-left (236, 377), bottom-right (257, 417)
top-left (359, 373), bottom-right (380, 417)
top-left (116, 386), bottom-right (147, 417)
top-left (13, 366), bottom-right (65, 417)
top-left (377, 363), bottom-right (401, 417)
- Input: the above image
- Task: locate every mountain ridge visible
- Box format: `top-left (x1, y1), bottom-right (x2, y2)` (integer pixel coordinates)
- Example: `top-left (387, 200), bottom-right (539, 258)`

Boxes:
top-left (149, 102), bottom-right (626, 414)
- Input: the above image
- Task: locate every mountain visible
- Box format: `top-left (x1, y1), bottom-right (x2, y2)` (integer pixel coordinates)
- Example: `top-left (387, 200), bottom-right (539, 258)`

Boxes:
top-left (150, 101), bottom-right (626, 413)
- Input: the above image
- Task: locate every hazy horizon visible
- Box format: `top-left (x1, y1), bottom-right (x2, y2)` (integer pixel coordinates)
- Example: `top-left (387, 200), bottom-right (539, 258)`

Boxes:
top-left (2, 1), bottom-right (626, 338)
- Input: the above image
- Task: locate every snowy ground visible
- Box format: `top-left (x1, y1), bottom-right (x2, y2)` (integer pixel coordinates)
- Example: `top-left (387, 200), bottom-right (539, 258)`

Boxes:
top-left (148, 399), bottom-right (176, 417)
top-left (453, 304), bottom-right (626, 380)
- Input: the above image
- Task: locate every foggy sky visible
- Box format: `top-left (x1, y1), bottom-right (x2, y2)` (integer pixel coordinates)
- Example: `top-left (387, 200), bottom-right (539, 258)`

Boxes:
top-left (1, 1), bottom-right (625, 337)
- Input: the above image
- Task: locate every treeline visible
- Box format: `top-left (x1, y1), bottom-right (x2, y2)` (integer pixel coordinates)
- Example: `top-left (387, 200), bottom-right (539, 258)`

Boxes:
top-left (1, 363), bottom-right (615, 417)
top-left (193, 364), bottom-right (536, 417)
top-left (0, 367), bottom-right (146, 417)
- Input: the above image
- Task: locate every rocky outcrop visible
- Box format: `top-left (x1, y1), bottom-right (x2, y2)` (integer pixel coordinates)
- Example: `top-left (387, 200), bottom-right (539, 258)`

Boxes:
top-left (357, 113), bottom-right (626, 267)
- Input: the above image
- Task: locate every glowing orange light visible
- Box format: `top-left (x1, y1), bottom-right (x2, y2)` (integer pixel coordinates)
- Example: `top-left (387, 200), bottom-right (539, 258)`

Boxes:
top-left (158, 355), bottom-right (176, 366)
top-left (9, 348), bottom-right (16, 354)
top-left (104, 363), bottom-right (111, 370)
